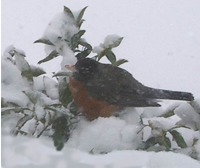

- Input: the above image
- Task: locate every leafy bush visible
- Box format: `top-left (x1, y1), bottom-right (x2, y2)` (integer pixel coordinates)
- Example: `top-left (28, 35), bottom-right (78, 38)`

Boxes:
top-left (1, 6), bottom-right (200, 160)
top-left (1, 6), bottom-right (127, 151)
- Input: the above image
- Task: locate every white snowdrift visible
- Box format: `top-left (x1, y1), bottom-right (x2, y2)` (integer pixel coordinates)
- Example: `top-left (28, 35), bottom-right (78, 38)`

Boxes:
top-left (2, 135), bottom-right (200, 168)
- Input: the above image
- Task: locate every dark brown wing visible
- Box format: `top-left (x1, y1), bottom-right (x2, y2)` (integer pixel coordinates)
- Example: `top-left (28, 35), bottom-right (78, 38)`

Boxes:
top-left (85, 64), bottom-right (160, 107)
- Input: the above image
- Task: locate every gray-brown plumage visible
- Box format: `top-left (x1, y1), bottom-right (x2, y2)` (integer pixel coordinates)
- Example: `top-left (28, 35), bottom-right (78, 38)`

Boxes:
top-left (68, 58), bottom-right (194, 120)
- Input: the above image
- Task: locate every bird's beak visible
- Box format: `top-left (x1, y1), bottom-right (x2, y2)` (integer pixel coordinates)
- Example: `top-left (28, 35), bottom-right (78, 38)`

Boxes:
top-left (65, 65), bottom-right (77, 72)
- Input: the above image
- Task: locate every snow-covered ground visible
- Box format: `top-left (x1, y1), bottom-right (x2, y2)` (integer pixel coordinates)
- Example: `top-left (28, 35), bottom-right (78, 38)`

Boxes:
top-left (2, 0), bottom-right (200, 168)
top-left (2, 135), bottom-right (200, 168)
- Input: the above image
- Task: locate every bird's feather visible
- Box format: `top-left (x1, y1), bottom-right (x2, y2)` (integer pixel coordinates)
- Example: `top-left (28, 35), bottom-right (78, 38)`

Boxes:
top-left (85, 64), bottom-right (160, 107)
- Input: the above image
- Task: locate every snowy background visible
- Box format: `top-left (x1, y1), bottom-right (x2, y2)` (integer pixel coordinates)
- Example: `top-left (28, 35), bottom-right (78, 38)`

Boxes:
top-left (2, 0), bottom-right (200, 98)
top-left (2, 0), bottom-right (200, 168)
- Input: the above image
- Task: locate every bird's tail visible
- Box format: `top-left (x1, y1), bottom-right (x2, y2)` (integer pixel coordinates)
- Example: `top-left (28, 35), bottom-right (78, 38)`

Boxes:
top-left (143, 87), bottom-right (194, 101)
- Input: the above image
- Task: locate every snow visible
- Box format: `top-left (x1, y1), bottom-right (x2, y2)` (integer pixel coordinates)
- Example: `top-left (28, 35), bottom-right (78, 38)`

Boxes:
top-left (2, 135), bottom-right (200, 168)
top-left (175, 103), bottom-right (200, 130)
top-left (145, 117), bottom-right (176, 132)
top-left (1, 53), bottom-right (30, 107)
top-left (2, 1), bottom-right (200, 167)
top-left (2, 1), bottom-right (200, 98)
top-left (147, 152), bottom-right (199, 168)
top-left (35, 105), bottom-right (46, 120)
top-left (43, 13), bottom-right (78, 44)
top-left (60, 45), bottom-right (76, 69)
top-left (43, 12), bottom-right (77, 68)
top-left (1, 113), bottom-right (24, 135)
top-left (103, 34), bottom-right (123, 48)
top-left (191, 98), bottom-right (200, 114)
top-left (93, 45), bottom-right (104, 54)
top-left (196, 141), bottom-right (200, 160)
top-left (93, 34), bottom-right (123, 55)
top-left (43, 76), bottom-right (59, 100)
top-left (67, 115), bottom-right (142, 153)
top-left (33, 77), bottom-right (45, 91)
top-left (141, 106), bottom-right (165, 118)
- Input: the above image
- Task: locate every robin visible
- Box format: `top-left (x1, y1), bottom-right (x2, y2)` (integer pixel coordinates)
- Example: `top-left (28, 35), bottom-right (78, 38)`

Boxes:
top-left (67, 58), bottom-right (194, 120)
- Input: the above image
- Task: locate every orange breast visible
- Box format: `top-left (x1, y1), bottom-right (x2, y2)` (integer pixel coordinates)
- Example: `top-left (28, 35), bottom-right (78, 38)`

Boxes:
top-left (69, 77), bottom-right (119, 120)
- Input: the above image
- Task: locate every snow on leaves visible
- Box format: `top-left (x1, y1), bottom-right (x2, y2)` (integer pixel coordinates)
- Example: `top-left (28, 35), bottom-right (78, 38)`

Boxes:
top-left (2, 6), bottom-right (200, 159)
top-left (93, 35), bottom-right (128, 66)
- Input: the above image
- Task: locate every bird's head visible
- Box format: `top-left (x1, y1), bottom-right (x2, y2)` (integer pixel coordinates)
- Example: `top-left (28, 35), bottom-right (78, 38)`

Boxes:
top-left (66, 58), bottom-right (99, 81)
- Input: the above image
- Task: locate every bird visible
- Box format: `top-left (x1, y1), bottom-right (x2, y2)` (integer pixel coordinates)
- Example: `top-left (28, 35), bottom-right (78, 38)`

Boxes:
top-left (67, 58), bottom-right (194, 121)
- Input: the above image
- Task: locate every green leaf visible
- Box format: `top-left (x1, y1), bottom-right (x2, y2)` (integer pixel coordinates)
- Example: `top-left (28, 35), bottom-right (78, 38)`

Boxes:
top-left (52, 71), bottom-right (71, 77)
top-left (79, 40), bottom-right (92, 50)
top-left (89, 148), bottom-right (94, 155)
top-left (157, 136), bottom-right (171, 150)
top-left (97, 48), bottom-right (108, 61)
top-left (52, 115), bottom-right (71, 151)
top-left (18, 130), bottom-right (29, 136)
top-left (14, 53), bottom-right (33, 82)
top-left (76, 40), bottom-right (92, 60)
top-left (1, 107), bottom-right (30, 116)
top-left (76, 50), bottom-right (90, 60)
top-left (7, 48), bottom-right (16, 57)
top-left (59, 78), bottom-right (73, 108)
top-left (30, 66), bottom-right (46, 77)
top-left (14, 49), bottom-right (26, 57)
top-left (115, 59), bottom-right (128, 67)
top-left (1, 99), bottom-right (21, 108)
top-left (21, 70), bottom-right (33, 82)
top-left (40, 118), bottom-right (46, 125)
top-left (1, 98), bottom-right (6, 108)
top-left (143, 137), bottom-right (157, 149)
top-left (69, 102), bottom-right (80, 116)
top-left (13, 115), bottom-right (33, 136)
top-left (44, 104), bottom-right (63, 114)
top-left (170, 130), bottom-right (187, 148)
top-left (77, 20), bottom-right (85, 29)
top-left (76, 30), bottom-right (86, 38)
top-left (160, 105), bottom-right (179, 118)
top-left (45, 104), bottom-right (63, 109)
top-left (38, 50), bottom-right (59, 64)
top-left (76, 6), bottom-right (88, 28)
top-left (161, 110), bottom-right (175, 118)
top-left (22, 91), bottom-right (38, 105)
top-left (63, 6), bottom-right (75, 20)
top-left (45, 105), bottom-right (69, 116)
top-left (164, 136), bottom-right (171, 149)
top-left (34, 38), bottom-right (54, 46)
top-left (70, 30), bottom-right (86, 50)
top-left (105, 50), bottom-right (116, 64)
